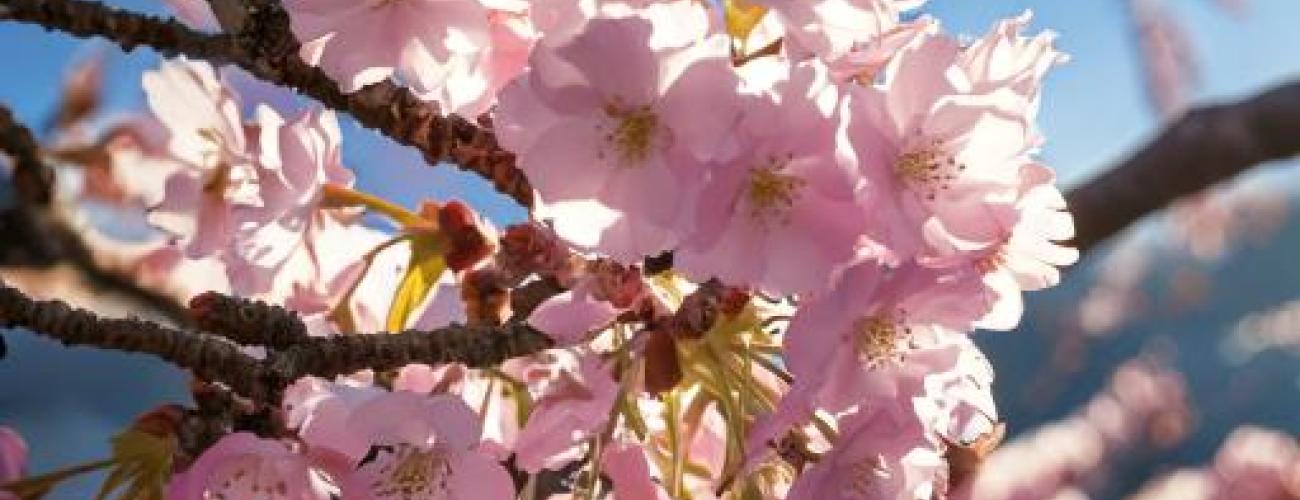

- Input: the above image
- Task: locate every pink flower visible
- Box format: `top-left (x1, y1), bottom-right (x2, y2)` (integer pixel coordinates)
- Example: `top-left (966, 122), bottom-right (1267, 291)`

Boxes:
top-left (286, 0), bottom-right (517, 117)
top-left (226, 106), bottom-right (355, 296)
top-left (824, 17), bottom-right (935, 84)
top-left (847, 26), bottom-right (1042, 265)
top-left (282, 376), bottom-right (387, 462)
top-left (754, 0), bottom-right (925, 62)
top-left (957, 11), bottom-right (1066, 103)
top-left (781, 263), bottom-right (992, 413)
top-left (0, 427), bottom-right (27, 497)
top-left (144, 58), bottom-right (257, 259)
top-left (167, 433), bottom-right (331, 500)
top-left (786, 406), bottom-right (946, 500)
top-left (513, 351), bottom-right (619, 472)
top-left (400, 5), bottom-right (535, 117)
top-left (675, 60), bottom-right (868, 295)
top-left (144, 59), bottom-right (360, 298)
top-left (332, 393), bottom-right (515, 500)
top-left (494, 14), bottom-right (742, 262)
top-left (921, 163), bottom-right (1077, 330)
top-left (162, 0), bottom-right (218, 31)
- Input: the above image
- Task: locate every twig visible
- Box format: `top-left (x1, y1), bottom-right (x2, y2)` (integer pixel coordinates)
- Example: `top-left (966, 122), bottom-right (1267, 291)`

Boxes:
top-left (0, 279), bottom-right (553, 403)
top-left (0, 0), bottom-right (533, 207)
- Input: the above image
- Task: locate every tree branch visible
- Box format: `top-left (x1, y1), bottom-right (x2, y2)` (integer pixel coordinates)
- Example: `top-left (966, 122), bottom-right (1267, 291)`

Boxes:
top-left (0, 104), bottom-right (53, 205)
top-left (1067, 80), bottom-right (1300, 252)
top-left (0, 0), bottom-right (534, 207)
top-left (0, 280), bottom-right (553, 403)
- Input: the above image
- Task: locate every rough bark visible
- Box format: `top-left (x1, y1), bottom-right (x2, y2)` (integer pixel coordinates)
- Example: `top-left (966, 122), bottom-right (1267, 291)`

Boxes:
top-left (1068, 81), bottom-right (1300, 252)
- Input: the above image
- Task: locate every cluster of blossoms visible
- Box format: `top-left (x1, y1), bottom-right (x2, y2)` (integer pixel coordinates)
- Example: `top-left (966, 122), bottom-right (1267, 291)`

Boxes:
top-left (8, 0), bottom-right (1077, 498)
top-left (968, 357), bottom-right (1191, 499)
top-left (1131, 426), bottom-right (1300, 500)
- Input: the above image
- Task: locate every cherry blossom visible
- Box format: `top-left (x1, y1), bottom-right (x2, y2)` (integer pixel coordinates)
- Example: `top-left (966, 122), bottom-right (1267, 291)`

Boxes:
top-left (331, 393), bottom-right (515, 500)
top-left (0, 427), bottom-right (25, 500)
top-left (513, 351), bottom-right (619, 472)
top-left (780, 263), bottom-right (992, 412)
top-left (675, 60), bottom-right (867, 294)
top-left (144, 58), bottom-right (257, 260)
top-left (846, 23), bottom-right (1054, 266)
top-left (494, 13), bottom-right (742, 262)
top-left (786, 406), bottom-right (946, 500)
top-left (167, 433), bottom-right (331, 500)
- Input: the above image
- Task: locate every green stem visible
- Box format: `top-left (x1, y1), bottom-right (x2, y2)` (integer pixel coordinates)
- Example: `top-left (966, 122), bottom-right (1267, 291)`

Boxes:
top-left (321, 183), bottom-right (425, 228)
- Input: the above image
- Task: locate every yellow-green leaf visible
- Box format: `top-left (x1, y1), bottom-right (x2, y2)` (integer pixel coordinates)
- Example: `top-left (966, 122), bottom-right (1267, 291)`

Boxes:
top-left (97, 429), bottom-right (174, 500)
top-left (725, 0), bottom-right (769, 44)
top-left (386, 234), bottom-right (448, 331)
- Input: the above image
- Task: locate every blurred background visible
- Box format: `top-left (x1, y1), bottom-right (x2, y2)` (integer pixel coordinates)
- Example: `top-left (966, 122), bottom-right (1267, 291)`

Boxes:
top-left (2, 0), bottom-right (1299, 497)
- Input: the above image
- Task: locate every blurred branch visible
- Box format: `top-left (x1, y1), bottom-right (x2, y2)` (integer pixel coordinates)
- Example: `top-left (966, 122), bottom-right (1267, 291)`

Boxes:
top-left (1, 102), bottom-right (192, 324)
top-left (1068, 80), bottom-right (1300, 252)
top-left (0, 104), bottom-right (53, 205)
top-left (0, 281), bottom-right (554, 403)
top-left (0, 0), bottom-right (533, 207)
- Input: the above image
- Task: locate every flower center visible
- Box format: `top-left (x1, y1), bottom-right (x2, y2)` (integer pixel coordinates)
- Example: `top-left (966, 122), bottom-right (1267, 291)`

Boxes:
top-left (744, 155), bottom-right (805, 226)
top-left (366, 443), bottom-right (451, 499)
top-left (974, 247), bottom-right (1007, 274)
top-left (210, 457), bottom-right (292, 498)
top-left (601, 103), bottom-right (660, 166)
top-left (841, 454), bottom-right (891, 497)
top-left (894, 137), bottom-right (964, 201)
top-left (853, 314), bottom-right (903, 366)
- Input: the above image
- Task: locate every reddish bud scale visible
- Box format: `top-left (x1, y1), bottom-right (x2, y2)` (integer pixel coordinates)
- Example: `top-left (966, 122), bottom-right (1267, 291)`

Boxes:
top-left (460, 268), bottom-right (512, 326)
top-left (643, 329), bottom-right (682, 395)
top-left (439, 200), bottom-right (496, 272)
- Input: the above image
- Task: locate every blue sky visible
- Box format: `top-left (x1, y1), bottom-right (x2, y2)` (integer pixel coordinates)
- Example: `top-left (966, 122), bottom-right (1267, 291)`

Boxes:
top-left (2, 0), bottom-right (1300, 496)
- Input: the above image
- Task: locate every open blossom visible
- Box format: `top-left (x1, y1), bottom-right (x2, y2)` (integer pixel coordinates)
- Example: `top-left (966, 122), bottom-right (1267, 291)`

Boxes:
top-left (331, 393), bottom-right (515, 500)
top-left (226, 106), bottom-right (355, 295)
top-left (167, 433), bottom-right (331, 500)
top-left (787, 407), bottom-right (946, 500)
top-left (144, 58), bottom-right (257, 260)
top-left (144, 59), bottom-right (359, 297)
top-left (285, 0), bottom-right (524, 117)
top-left (780, 263), bottom-right (992, 413)
top-left (494, 13), bottom-right (742, 262)
top-left (847, 24), bottom-right (1049, 267)
top-left (675, 59), bottom-right (867, 295)
top-left (924, 163), bottom-right (1078, 330)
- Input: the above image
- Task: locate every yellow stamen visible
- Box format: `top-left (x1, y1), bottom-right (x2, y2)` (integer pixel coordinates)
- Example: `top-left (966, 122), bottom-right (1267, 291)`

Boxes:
top-left (745, 156), bottom-right (805, 225)
top-left (602, 103), bottom-right (660, 166)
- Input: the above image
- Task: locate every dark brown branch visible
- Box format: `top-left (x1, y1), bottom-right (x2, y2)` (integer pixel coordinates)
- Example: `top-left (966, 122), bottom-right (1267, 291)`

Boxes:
top-left (0, 0), bottom-right (533, 208)
top-left (0, 103), bottom-right (53, 205)
top-left (0, 280), bottom-right (553, 403)
top-left (1067, 80), bottom-right (1300, 252)
top-left (188, 291), bottom-right (310, 349)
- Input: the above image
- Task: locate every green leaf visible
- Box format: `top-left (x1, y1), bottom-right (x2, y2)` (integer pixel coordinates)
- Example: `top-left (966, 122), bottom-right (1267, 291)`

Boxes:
top-left (92, 429), bottom-right (173, 500)
top-left (725, 0), bottom-right (769, 44)
top-left (386, 234), bottom-right (448, 331)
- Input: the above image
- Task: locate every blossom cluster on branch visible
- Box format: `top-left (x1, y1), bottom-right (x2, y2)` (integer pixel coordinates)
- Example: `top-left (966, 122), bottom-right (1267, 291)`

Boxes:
top-left (0, 0), bottom-right (1085, 498)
